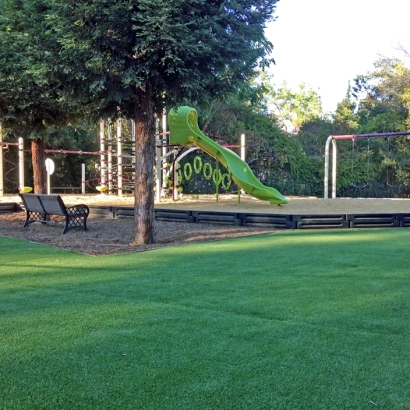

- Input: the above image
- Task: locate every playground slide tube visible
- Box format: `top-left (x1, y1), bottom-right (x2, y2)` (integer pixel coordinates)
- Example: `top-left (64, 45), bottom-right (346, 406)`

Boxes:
top-left (168, 106), bottom-right (288, 205)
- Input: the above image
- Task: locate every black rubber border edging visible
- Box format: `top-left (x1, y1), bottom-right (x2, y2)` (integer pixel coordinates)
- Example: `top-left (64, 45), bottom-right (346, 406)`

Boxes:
top-left (8, 202), bottom-right (410, 230)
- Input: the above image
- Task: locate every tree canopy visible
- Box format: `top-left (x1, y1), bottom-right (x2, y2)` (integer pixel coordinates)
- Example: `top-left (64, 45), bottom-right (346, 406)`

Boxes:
top-left (0, 0), bottom-right (88, 134)
top-left (351, 58), bottom-right (410, 133)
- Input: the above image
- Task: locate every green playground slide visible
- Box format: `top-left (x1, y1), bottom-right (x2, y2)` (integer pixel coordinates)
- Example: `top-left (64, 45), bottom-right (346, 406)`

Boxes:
top-left (168, 106), bottom-right (288, 205)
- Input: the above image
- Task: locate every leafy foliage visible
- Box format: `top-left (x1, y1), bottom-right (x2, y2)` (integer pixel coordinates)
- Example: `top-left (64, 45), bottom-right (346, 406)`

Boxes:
top-left (261, 77), bottom-right (323, 133)
top-left (185, 98), bottom-right (323, 197)
top-left (0, 0), bottom-right (85, 136)
top-left (42, 0), bottom-right (279, 119)
top-left (332, 57), bottom-right (410, 197)
top-left (351, 58), bottom-right (409, 133)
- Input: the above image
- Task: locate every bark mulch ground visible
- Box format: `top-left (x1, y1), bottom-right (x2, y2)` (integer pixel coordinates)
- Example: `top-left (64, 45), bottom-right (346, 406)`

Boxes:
top-left (1, 194), bottom-right (409, 256)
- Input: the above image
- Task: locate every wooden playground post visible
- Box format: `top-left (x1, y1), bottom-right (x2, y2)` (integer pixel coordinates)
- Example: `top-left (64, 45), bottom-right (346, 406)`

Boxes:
top-left (162, 110), bottom-right (168, 198)
top-left (107, 120), bottom-right (113, 194)
top-left (0, 123), bottom-right (3, 197)
top-left (117, 119), bottom-right (123, 197)
top-left (155, 116), bottom-right (161, 202)
top-left (99, 120), bottom-right (106, 187)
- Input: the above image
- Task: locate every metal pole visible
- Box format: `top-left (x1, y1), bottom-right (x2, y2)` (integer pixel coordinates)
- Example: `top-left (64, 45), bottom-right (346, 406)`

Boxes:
top-left (324, 136), bottom-right (332, 198)
top-left (47, 171), bottom-right (51, 195)
top-left (81, 163), bottom-right (85, 194)
top-left (18, 137), bottom-right (24, 190)
top-left (173, 154), bottom-right (178, 201)
top-left (215, 160), bottom-right (219, 202)
top-left (240, 133), bottom-right (246, 195)
top-left (332, 131), bottom-right (410, 140)
top-left (332, 139), bottom-right (337, 198)
top-left (240, 133), bottom-right (245, 161)
top-left (131, 120), bottom-right (136, 145)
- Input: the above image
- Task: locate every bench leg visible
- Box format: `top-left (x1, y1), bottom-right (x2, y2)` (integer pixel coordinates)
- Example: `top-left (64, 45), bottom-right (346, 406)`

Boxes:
top-left (24, 211), bottom-right (49, 227)
top-left (63, 206), bottom-right (89, 234)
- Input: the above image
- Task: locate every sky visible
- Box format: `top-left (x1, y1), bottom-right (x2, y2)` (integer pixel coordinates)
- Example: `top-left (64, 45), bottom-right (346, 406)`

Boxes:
top-left (265, 0), bottom-right (410, 113)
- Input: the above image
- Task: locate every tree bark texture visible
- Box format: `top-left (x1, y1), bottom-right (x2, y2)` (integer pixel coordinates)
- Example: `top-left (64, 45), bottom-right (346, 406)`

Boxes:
top-left (31, 138), bottom-right (47, 194)
top-left (131, 86), bottom-right (156, 245)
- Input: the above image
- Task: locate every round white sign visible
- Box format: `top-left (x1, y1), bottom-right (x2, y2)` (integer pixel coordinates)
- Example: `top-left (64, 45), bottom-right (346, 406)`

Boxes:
top-left (45, 158), bottom-right (55, 175)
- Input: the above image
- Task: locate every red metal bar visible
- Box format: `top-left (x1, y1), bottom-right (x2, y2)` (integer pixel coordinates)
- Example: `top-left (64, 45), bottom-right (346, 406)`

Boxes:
top-left (330, 135), bottom-right (355, 140)
top-left (0, 142), bottom-right (19, 146)
top-left (44, 149), bottom-right (106, 155)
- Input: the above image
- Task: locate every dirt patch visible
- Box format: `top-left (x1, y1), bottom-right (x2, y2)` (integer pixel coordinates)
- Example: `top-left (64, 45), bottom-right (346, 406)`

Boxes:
top-left (1, 194), bottom-right (409, 256)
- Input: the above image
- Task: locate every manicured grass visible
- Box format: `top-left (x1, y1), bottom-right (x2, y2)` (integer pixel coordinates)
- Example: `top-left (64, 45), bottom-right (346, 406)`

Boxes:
top-left (1, 229), bottom-right (410, 409)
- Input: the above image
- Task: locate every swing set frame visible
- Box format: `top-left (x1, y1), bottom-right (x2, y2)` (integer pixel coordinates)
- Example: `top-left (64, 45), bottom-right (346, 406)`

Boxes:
top-left (324, 131), bottom-right (410, 199)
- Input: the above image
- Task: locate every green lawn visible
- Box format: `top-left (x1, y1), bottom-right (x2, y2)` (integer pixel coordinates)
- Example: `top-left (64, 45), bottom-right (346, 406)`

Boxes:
top-left (1, 228), bottom-right (410, 409)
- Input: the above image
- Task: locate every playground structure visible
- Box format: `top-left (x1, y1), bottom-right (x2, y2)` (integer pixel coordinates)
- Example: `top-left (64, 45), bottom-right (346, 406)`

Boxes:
top-left (0, 121), bottom-right (133, 196)
top-left (164, 116), bottom-right (246, 201)
top-left (168, 106), bottom-right (288, 205)
top-left (0, 107), bottom-right (288, 204)
top-left (0, 135), bottom-right (25, 196)
top-left (97, 118), bottom-right (134, 196)
top-left (168, 139), bottom-right (244, 200)
top-left (0, 117), bottom-right (174, 197)
top-left (324, 131), bottom-right (410, 199)
top-left (0, 136), bottom-right (103, 196)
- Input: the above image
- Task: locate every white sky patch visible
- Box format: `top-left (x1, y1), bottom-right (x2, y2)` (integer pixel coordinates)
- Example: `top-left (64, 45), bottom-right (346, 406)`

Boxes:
top-left (265, 0), bottom-right (410, 113)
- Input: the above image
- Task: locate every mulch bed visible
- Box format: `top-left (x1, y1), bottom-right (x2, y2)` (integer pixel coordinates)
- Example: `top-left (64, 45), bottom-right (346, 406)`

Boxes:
top-left (0, 210), bottom-right (276, 256)
top-left (1, 194), bottom-right (410, 256)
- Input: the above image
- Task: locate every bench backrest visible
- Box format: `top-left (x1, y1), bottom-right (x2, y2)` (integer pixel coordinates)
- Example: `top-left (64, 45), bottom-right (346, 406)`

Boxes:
top-left (20, 194), bottom-right (67, 216)
top-left (20, 193), bottom-right (45, 213)
top-left (38, 194), bottom-right (67, 216)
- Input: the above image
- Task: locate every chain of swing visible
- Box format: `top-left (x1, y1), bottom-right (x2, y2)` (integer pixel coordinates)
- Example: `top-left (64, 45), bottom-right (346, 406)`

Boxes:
top-left (350, 136), bottom-right (405, 192)
top-left (350, 137), bottom-right (370, 189)
top-left (385, 136), bottom-right (402, 189)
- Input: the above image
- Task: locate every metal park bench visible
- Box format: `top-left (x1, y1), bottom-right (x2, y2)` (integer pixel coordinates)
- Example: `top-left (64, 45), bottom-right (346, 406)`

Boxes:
top-left (19, 193), bottom-right (89, 234)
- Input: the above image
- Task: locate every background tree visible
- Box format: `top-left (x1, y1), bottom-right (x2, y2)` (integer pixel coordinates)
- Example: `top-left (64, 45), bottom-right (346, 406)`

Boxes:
top-left (351, 58), bottom-right (409, 133)
top-left (325, 57), bottom-right (410, 198)
top-left (264, 79), bottom-right (323, 133)
top-left (0, 0), bottom-right (88, 193)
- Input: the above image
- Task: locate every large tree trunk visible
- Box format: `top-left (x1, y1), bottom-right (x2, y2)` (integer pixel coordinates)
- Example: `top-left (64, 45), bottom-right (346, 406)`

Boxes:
top-left (131, 85), bottom-right (156, 245)
top-left (31, 138), bottom-right (47, 194)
